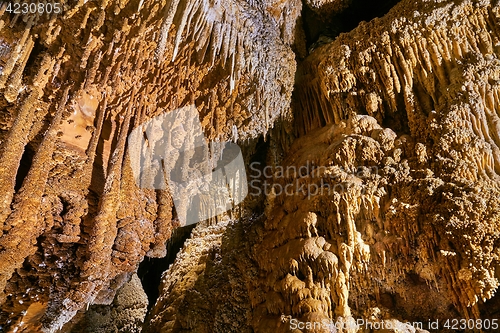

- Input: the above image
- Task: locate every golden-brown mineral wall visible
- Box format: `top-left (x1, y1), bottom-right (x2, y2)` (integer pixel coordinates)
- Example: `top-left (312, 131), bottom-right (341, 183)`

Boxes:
top-left (146, 0), bottom-right (500, 332)
top-left (0, 0), bottom-right (298, 331)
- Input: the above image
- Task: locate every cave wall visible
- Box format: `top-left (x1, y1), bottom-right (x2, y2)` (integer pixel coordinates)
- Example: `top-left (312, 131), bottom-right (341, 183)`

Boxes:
top-left (1, 0), bottom-right (500, 332)
top-left (146, 0), bottom-right (500, 332)
top-left (0, 0), bottom-right (298, 331)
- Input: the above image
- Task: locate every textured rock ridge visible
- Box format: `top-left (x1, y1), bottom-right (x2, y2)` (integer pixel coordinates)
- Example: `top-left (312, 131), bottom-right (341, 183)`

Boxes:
top-left (67, 273), bottom-right (148, 332)
top-left (305, 0), bottom-right (352, 19)
top-left (144, 219), bottom-right (257, 332)
top-left (295, 0), bottom-right (500, 139)
top-left (0, 0), bottom-right (298, 331)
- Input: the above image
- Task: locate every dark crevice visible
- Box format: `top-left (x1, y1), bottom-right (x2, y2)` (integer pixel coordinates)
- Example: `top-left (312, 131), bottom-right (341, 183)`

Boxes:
top-left (14, 144), bottom-right (35, 192)
top-left (24, 39), bottom-right (48, 80)
top-left (479, 292), bottom-right (500, 329)
top-left (303, 0), bottom-right (403, 52)
top-left (336, 0), bottom-right (403, 32)
top-left (138, 224), bottom-right (196, 310)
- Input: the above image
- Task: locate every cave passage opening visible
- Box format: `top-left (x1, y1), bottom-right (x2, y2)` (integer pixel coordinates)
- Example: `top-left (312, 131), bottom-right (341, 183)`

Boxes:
top-left (303, 0), bottom-right (403, 52)
top-left (137, 223), bottom-right (196, 310)
top-left (138, 0), bottom-right (406, 323)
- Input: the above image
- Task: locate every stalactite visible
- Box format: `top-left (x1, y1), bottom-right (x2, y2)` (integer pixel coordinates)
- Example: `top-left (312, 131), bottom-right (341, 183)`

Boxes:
top-left (0, 53), bottom-right (56, 226)
top-left (0, 86), bottom-right (68, 304)
top-left (3, 37), bottom-right (34, 103)
top-left (0, 0), bottom-right (295, 329)
top-left (156, 0), bottom-right (182, 63)
top-left (0, 17), bottom-right (33, 89)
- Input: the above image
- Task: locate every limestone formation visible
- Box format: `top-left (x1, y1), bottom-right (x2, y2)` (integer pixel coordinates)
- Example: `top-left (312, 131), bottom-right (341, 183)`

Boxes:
top-left (0, 0), bottom-right (297, 331)
top-left (146, 0), bottom-right (500, 332)
top-left (1, 0), bottom-right (500, 332)
top-left (66, 273), bottom-right (148, 332)
top-left (305, 0), bottom-right (352, 18)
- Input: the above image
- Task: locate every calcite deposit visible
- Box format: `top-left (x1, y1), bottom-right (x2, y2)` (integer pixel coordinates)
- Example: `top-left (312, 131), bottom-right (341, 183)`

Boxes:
top-left (1, 0), bottom-right (499, 332)
top-left (0, 0), bottom-right (297, 331)
top-left (146, 0), bottom-right (500, 332)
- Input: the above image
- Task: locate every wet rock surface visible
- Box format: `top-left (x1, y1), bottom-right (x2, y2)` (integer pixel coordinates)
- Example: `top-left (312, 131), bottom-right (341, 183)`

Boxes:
top-left (0, 0), bottom-right (297, 331)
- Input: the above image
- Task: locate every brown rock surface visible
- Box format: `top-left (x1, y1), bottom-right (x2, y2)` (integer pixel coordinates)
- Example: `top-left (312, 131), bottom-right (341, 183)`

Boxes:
top-left (305, 0), bottom-right (352, 18)
top-left (66, 273), bottom-right (148, 332)
top-left (145, 0), bottom-right (500, 332)
top-left (0, 0), bottom-right (297, 331)
top-left (1, 0), bottom-right (500, 332)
